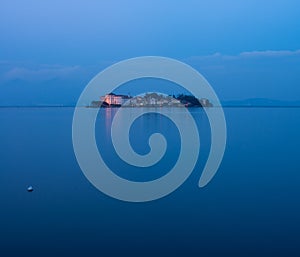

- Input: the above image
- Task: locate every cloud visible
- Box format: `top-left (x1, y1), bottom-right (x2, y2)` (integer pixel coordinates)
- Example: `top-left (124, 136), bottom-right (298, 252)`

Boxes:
top-left (3, 64), bottom-right (82, 81)
top-left (188, 49), bottom-right (300, 61)
top-left (2, 50), bottom-right (299, 83)
top-left (238, 49), bottom-right (300, 58)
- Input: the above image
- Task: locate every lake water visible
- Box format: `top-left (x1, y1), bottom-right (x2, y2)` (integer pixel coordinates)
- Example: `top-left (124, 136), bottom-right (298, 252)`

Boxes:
top-left (0, 107), bottom-right (300, 256)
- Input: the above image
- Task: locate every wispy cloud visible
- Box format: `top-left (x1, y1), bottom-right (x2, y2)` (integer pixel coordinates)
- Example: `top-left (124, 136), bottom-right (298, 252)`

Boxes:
top-left (2, 65), bottom-right (82, 81)
top-left (188, 49), bottom-right (300, 61)
top-left (1, 50), bottom-right (300, 82)
top-left (239, 49), bottom-right (300, 58)
top-left (0, 60), bottom-right (116, 83)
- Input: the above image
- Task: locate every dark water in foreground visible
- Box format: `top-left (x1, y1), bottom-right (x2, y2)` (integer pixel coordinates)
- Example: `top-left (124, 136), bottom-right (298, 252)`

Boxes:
top-left (0, 107), bottom-right (300, 257)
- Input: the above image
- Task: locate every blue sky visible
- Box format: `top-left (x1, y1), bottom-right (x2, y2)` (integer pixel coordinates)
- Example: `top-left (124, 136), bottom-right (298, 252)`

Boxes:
top-left (0, 0), bottom-right (300, 105)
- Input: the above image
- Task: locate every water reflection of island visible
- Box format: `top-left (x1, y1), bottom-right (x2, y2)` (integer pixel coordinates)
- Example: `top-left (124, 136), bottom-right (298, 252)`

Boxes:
top-left (89, 92), bottom-right (213, 108)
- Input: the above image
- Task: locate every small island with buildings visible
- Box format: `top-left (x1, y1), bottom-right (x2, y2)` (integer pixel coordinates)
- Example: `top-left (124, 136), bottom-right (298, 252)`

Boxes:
top-left (89, 92), bottom-right (213, 108)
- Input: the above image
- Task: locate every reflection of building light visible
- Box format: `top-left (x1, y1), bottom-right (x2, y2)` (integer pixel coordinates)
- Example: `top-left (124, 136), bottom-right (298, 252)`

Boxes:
top-left (104, 108), bottom-right (112, 136)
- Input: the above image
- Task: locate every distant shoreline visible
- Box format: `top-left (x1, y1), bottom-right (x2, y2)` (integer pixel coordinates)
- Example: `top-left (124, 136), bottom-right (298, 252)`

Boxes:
top-left (1, 98), bottom-right (300, 108)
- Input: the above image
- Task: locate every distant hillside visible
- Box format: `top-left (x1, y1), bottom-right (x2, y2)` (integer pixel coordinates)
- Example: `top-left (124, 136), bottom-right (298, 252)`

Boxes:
top-left (222, 98), bottom-right (300, 107)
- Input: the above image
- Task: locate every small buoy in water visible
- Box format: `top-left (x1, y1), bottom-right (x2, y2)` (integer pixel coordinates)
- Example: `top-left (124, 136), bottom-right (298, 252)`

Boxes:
top-left (27, 186), bottom-right (33, 192)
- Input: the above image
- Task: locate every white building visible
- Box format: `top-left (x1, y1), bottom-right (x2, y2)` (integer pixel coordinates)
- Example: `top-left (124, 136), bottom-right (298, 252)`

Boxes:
top-left (101, 93), bottom-right (131, 106)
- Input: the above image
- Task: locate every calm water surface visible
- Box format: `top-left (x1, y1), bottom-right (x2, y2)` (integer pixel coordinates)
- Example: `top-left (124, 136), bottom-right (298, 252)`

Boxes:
top-left (0, 107), bottom-right (299, 256)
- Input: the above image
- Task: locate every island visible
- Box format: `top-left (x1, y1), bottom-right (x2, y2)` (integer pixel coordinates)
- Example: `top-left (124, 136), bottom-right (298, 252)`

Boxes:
top-left (89, 92), bottom-right (213, 108)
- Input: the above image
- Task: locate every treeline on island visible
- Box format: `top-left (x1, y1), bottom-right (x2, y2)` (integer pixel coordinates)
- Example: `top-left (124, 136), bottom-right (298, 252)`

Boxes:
top-left (175, 94), bottom-right (212, 107)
